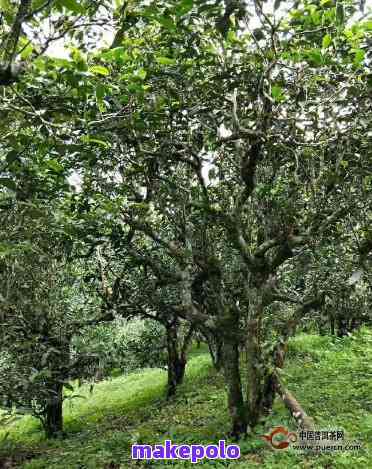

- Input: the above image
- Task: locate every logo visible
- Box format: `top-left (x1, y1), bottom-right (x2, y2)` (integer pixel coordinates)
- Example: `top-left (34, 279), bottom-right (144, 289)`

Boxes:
top-left (261, 426), bottom-right (298, 450)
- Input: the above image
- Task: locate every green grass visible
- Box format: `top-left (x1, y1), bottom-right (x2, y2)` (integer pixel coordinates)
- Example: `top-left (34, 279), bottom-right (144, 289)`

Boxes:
top-left (0, 330), bottom-right (371, 468)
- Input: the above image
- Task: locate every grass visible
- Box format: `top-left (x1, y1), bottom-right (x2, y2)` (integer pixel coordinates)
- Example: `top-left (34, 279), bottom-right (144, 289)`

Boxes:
top-left (0, 329), bottom-right (371, 468)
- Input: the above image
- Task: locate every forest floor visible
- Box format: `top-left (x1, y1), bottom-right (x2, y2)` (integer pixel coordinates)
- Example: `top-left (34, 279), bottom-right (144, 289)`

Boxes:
top-left (0, 328), bottom-right (371, 468)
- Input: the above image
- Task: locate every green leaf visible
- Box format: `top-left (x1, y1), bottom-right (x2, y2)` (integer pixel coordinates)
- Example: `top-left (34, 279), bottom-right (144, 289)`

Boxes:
top-left (227, 30), bottom-right (238, 43)
top-left (271, 85), bottom-right (284, 102)
top-left (136, 68), bottom-right (147, 80)
top-left (155, 56), bottom-right (176, 65)
top-left (101, 47), bottom-right (130, 63)
top-left (20, 43), bottom-right (33, 60)
top-left (81, 136), bottom-right (110, 148)
top-left (155, 16), bottom-right (176, 31)
top-left (5, 150), bottom-right (18, 165)
top-left (46, 159), bottom-right (64, 172)
top-left (89, 65), bottom-right (110, 76)
top-left (52, 58), bottom-right (72, 69)
top-left (307, 49), bottom-right (323, 66)
top-left (127, 82), bottom-right (145, 93)
top-left (310, 9), bottom-right (321, 26)
top-left (70, 47), bottom-right (86, 65)
top-left (32, 0), bottom-right (48, 7)
top-left (352, 49), bottom-right (365, 66)
top-left (59, 0), bottom-right (83, 13)
top-left (114, 47), bottom-right (130, 62)
top-left (141, 5), bottom-right (159, 17)
top-left (322, 34), bottom-right (332, 48)
top-left (175, 0), bottom-right (193, 17)
top-left (0, 0), bottom-right (11, 11)
top-left (96, 83), bottom-right (106, 100)
top-left (0, 178), bottom-right (16, 191)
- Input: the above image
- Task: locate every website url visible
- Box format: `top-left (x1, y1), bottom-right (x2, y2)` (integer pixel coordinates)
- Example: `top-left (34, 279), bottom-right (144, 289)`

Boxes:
top-left (292, 443), bottom-right (362, 452)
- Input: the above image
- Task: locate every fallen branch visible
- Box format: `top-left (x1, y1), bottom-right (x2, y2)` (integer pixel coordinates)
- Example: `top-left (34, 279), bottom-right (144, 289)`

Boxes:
top-left (274, 372), bottom-right (315, 430)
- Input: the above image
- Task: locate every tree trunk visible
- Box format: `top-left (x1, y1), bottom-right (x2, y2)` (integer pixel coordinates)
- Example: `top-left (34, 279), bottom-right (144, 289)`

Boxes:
top-left (167, 355), bottom-right (186, 398)
top-left (204, 331), bottom-right (223, 371)
top-left (221, 339), bottom-right (247, 438)
top-left (261, 372), bottom-right (277, 415)
top-left (212, 337), bottom-right (223, 371)
top-left (337, 317), bottom-right (348, 337)
top-left (330, 316), bottom-right (335, 335)
top-left (245, 284), bottom-right (271, 429)
top-left (44, 382), bottom-right (63, 438)
top-left (166, 322), bottom-right (186, 398)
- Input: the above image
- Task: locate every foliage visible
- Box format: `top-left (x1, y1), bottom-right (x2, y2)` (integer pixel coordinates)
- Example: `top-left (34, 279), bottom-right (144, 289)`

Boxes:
top-left (0, 201), bottom-right (109, 436)
top-left (72, 318), bottom-right (167, 379)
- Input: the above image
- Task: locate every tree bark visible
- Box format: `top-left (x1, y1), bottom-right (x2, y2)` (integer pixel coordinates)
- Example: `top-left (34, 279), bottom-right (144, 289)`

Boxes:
top-left (245, 284), bottom-right (271, 428)
top-left (221, 339), bottom-right (247, 438)
top-left (44, 382), bottom-right (63, 438)
top-left (330, 316), bottom-right (335, 335)
top-left (274, 373), bottom-right (315, 430)
top-left (166, 322), bottom-right (187, 398)
top-left (337, 317), bottom-right (348, 337)
top-left (261, 372), bottom-right (277, 415)
top-left (204, 330), bottom-right (223, 371)
top-left (246, 316), bottom-right (265, 427)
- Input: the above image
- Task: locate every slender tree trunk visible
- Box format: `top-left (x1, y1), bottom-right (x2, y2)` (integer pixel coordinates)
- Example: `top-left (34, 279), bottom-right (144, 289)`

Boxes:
top-left (212, 337), bottom-right (223, 371)
top-left (221, 338), bottom-right (247, 438)
top-left (204, 331), bottom-right (223, 371)
top-left (330, 316), bottom-right (335, 335)
top-left (44, 382), bottom-right (63, 438)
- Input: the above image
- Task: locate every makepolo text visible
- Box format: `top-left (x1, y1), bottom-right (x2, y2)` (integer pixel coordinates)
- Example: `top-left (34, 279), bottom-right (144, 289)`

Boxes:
top-left (131, 439), bottom-right (240, 463)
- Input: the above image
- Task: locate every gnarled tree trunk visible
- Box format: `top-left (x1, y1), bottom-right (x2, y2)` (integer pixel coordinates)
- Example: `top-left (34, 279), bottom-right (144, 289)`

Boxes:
top-left (245, 285), bottom-right (276, 427)
top-left (221, 337), bottom-right (247, 438)
top-left (166, 321), bottom-right (193, 398)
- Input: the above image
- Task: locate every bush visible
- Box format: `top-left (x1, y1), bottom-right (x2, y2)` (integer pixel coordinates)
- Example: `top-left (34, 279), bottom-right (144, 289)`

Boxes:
top-left (72, 318), bottom-right (167, 380)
